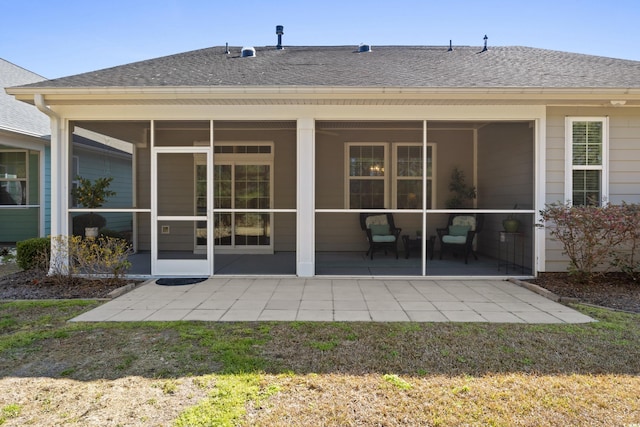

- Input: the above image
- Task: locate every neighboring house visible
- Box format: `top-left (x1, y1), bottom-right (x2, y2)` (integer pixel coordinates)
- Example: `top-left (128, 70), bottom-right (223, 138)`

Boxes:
top-left (6, 37), bottom-right (640, 278)
top-left (1, 59), bottom-right (133, 244)
top-left (0, 58), bottom-right (50, 242)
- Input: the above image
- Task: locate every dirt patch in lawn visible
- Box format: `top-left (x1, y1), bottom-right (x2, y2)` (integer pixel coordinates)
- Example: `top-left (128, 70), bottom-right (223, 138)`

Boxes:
top-left (529, 272), bottom-right (640, 313)
top-left (0, 267), bottom-right (140, 299)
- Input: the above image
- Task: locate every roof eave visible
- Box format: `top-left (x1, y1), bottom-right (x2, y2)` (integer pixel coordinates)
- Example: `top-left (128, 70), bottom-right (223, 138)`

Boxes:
top-left (8, 86), bottom-right (640, 105)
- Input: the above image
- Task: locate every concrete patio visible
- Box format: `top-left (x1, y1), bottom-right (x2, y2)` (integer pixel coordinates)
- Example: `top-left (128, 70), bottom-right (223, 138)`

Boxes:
top-left (71, 278), bottom-right (594, 324)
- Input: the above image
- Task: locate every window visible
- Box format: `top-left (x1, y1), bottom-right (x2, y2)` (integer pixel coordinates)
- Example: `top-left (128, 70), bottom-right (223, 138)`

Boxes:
top-left (0, 151), bottom-right (27, 205)
top-left (210, 143), bottom-right (274, 250)
top-left (346, 143), bottom-right (387, 209)
top-left (393, 143), bottom-right (436, 209)
top-left (346, 142), bottom-right (436, 209)
top-left (566, 117), bottom-right (608, 206)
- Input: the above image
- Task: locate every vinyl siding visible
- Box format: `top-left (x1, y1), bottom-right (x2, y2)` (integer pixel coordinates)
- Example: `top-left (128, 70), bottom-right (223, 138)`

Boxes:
top-left (544, 107), bottom-right (640, 271)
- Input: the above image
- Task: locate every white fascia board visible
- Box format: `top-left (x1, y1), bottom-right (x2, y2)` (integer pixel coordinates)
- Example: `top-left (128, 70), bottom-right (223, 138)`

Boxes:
top-left (8, 86), bottom-right (640, 104)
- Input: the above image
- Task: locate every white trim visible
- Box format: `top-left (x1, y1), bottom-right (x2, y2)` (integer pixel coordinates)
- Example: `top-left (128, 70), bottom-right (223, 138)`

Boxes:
top-left (422, 121), bottom-right (428, 276)
top-left (535, 117), bottom-right (546, 274)
top-left (297, 118), bottom-right (315, 277)
top-left (473, 129), bottom-right (478, 209)
top-left (10, 86), bottom-right (640, 102)
top-left (151, 140), bottom-right (212, 276)
top-left (35, 104), bottom-right (546, 122)
top-left (564, 116), bottom-right (609, 205)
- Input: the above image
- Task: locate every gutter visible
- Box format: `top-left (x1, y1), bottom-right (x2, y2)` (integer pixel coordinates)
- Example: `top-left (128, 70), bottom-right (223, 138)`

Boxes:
top-left (8, 86), bottom-right (640, 106)
top-left (34, 93), bottom-right (59, 119)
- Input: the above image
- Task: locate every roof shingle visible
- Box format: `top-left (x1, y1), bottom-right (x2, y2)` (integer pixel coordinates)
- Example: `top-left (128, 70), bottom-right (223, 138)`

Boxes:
top-left (15, 45), bottom-right (640, 90)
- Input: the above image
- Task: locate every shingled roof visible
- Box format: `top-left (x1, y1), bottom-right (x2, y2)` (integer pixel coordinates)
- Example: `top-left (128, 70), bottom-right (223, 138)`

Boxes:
top-left (0, 58), bottom-right (49, 136)
top-left (14, 45), bottom-right (640, 90)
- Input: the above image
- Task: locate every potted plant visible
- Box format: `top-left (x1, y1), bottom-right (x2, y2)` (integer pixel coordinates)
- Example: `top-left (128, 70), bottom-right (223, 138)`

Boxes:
top-left (502, 204), bottom-right (520, 233)
top-left (71, 176), bottom-right (115, 238)
top-left (445, 167), bottom-right (476, 208)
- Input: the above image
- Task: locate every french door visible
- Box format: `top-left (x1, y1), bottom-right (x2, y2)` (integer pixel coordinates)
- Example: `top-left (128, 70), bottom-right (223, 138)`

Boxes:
top-left (198, 143), bottom-right (274, 254)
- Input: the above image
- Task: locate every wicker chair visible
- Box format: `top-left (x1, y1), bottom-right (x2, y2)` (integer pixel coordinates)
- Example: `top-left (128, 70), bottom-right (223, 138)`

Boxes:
top-left (436, 214), bottom-right (483, 264)
top-left (360, 213), bottom-right (402, 260)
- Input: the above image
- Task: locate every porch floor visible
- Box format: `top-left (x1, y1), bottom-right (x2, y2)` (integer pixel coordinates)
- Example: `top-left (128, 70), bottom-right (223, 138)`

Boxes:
top-left (126, 251), bottom-right (532, 277)
top-left (71, 277), bottom-right (593, 324)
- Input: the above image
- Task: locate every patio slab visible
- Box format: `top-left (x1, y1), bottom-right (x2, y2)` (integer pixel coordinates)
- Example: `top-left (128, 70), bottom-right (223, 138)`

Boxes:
top-left (70, 278), bottom-right (596, 324)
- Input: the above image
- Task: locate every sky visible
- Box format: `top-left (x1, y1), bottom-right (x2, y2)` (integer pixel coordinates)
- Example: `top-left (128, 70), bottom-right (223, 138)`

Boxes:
top-left (2, 0), bottom-right (640, 79)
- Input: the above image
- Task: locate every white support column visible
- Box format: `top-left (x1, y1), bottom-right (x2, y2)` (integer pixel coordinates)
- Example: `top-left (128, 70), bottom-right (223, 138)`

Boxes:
top-left (296, 118), bottom-right (315, 277)
top-left (535, 116), bottom-right (546, 274)
top-left (48, 116), bottom-right (70, 274)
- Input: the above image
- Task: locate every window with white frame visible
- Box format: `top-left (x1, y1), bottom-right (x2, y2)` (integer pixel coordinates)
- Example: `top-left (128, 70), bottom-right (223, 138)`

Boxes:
top-left (393, 143), bottom-right (436, 209)
top-left (346, 142), bottom-right (436, 209)
top-left (0, 151), bottom-right (27, 205)
top-left (566, 117), bottom-right (608, 206)
top-left (346, 143), bottom-right (388, 209)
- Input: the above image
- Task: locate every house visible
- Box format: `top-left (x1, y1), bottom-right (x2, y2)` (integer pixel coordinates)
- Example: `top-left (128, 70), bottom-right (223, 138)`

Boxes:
top-left (1, 59), bottom-right (133, 244)
top-left (0, 59), bottom-right (50, 242)
top-left (6, 36), bottom-right (640, 278)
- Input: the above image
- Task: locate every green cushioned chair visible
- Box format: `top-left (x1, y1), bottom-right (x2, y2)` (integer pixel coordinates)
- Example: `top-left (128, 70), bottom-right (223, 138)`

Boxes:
top-left (436, 214), bottom-right (484, 264)
top-left (360, 213), bottom-right (402, 260)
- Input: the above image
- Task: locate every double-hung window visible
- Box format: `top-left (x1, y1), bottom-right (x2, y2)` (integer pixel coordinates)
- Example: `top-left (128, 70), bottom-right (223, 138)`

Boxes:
top-left (346, 142), bottom-right (435, 209)
top-left (565, 117), bottom-right (608, 206)
top-left (346, 143), bottom-right (388, 209)
top-left (393, 143), bottom-right (436, 209)
top-left (0, 151), bottom-right (28, 205)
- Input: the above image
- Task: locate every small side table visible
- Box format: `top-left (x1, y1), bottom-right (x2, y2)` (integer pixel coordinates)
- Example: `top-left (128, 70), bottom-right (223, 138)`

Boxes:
top-left (498, 231), bottom-right (524, 274)
top-left (403, 235), bottom-right (435, 259)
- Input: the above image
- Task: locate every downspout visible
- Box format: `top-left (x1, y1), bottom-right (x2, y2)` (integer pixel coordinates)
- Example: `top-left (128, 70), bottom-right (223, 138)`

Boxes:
top-left (34, 94), bottom-right (67, 275)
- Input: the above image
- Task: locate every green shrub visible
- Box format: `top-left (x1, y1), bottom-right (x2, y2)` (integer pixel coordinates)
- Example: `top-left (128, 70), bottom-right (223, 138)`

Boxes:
top-left (539, 202), bottom-right (640, 282)
top-left (16, 237), bottom-right (50, 270)
top-left (50, 235), bottom-right (133, 280)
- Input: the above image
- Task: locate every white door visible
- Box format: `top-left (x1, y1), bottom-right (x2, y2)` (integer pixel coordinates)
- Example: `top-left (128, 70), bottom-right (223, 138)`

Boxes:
top-left (152, 147), bottom-right (211, 276)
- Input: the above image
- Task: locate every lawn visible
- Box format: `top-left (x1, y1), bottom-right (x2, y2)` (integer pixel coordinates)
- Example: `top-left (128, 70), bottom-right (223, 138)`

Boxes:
top-left (0, 301), bottom-right (638, 426)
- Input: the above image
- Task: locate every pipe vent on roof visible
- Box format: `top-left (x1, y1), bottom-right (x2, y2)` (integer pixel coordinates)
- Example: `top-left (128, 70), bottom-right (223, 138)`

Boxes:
top-left (358, 43), bottom-right (372, 53)
top-left (241, 47), bottom-right (256, 57)
top-left (276, 25), bottom-right (284, 49)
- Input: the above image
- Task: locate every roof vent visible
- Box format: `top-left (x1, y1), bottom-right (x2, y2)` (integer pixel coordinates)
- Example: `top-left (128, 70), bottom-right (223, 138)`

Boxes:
top-left (241, 47), bottom-right (256, 57)
top-left (276, 25), bottom-right (284, 50)
top-left (358, 43), bottom-right (372, 53)
top-left (482, 35), bottom-right (488, 52)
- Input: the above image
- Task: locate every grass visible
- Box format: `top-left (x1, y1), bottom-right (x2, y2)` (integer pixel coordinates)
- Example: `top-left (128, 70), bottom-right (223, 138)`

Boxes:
top-left (0, 301), bottom-right (638, 425)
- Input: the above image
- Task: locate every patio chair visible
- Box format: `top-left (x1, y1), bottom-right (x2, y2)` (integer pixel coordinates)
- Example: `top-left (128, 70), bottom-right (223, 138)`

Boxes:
top-left (360, 213), bottom-right (402, 259)
top-left (436, 214), bottom-right (484, 264)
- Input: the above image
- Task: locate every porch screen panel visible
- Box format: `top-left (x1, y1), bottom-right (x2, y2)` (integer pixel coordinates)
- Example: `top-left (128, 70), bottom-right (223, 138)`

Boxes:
top-left (214, 162), bottom-right (272, 247)
top-left (214, 164), bottom-right (232, 246)
top-left (234, 164), bottom-right (271, 246)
